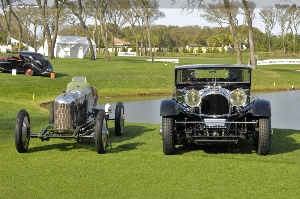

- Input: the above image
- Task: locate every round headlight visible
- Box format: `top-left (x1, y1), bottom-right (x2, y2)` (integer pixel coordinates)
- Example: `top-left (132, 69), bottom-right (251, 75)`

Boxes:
top-left (184, 89), bottom-right (201, 107)
top-left (230, 89), bottom-right (247, 106)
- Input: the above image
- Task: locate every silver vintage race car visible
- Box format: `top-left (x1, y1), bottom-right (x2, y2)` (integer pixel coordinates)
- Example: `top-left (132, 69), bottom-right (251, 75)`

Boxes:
top-left (14, 76), bottom-right (125, 154)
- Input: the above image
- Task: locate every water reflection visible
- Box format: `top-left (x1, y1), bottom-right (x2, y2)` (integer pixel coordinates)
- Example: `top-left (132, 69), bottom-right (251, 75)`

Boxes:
top-left (253, 91), bottom-right (300, 130)
top-left (101, 90), bottom-right (300, 130)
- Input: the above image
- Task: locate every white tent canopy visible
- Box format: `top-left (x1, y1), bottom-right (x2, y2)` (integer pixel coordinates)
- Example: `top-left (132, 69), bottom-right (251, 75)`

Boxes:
top-left (42, 35), bottom-right (96, 59)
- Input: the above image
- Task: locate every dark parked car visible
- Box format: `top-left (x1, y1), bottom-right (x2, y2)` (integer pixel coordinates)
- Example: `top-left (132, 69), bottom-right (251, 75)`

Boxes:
top-left (160, 64), bottom-right (272, 155)
top-left (0, 51), bottom-right (55, 76)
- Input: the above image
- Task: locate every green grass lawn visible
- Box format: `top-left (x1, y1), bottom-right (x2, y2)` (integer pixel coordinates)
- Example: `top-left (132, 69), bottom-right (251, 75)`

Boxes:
top-left (1, 55), bottom-right (300, 198)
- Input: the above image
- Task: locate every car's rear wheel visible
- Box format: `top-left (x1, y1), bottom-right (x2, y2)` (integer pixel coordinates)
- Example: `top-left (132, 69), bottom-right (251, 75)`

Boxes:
top-left (15, 109), bottom-right (30, 153)
top-left (25, 68), bottom-right (34, 76)
top-left (255, 118), bottom-right (271, 155)
top-left (94, 110), bottom-right (108, 154)
top-left (162, 116), bottom-right (175, 155)
top-left (115, 101), bottom-right (124, 136)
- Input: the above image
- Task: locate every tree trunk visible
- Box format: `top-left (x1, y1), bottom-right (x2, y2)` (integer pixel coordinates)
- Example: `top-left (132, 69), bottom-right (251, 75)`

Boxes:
top-left (242, 0), bottom-right (256, 68)
top-left (224, 0), bottom-right (242, 64)
top-left (145, 8), bottom-right (153, 63)
top-left (10, 8), bottom-right (22, 51)
top-left (282, 28), bottom-right (286, 55)
top-left (99, 9), bottom-right (110, 61)
top-left (72, 0), bottom-right (96, 60)
top-left (80, 19), bottom-right (96, 60)
top-left (33, 26), bottom-right (37, 51)
top-left (268, 31), bottom-right (271, 52)
top-left (135, 37), bottom-right (139, 56)
top-left (37, 0), bottom-right (63, 59)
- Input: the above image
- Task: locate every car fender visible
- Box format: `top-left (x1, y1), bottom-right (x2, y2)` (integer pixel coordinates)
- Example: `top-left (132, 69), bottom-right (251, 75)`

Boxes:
top-left (24, 63), bottom-right (43, 73)
top-left (160, 99), bottom-right (178, 116)
top-left (252, 99), bottom-right (271, 117)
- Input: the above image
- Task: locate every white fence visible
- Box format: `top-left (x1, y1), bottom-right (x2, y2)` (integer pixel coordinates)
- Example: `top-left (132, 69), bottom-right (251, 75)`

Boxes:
top-left (257, 59), bottom-right (300, 65)
top-left (118, 52), bottom-right (136, 56)
top-left (146, 58), bottom-right (179, 63)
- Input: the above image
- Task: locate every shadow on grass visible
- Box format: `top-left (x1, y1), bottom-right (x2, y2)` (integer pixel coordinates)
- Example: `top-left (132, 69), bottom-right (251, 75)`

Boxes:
top-left (174, 129), bottom-right (300, 155)
top-left (26, 124), bottom-right (155, 154)
top-left (52, 72), bottom-right (69, 78)
top-left (175, 140), bottom-right (254, 155)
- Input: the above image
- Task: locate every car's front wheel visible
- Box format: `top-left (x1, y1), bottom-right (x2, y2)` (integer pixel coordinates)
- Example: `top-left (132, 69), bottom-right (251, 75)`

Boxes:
top-left (162, 116), bottom-right (175, 155)
top-left (255, 118), bottom-right (271, 155)
top-left (15, 109), bottom-right (31, 153)
top-left (94, 110), bottom-right (108, 154)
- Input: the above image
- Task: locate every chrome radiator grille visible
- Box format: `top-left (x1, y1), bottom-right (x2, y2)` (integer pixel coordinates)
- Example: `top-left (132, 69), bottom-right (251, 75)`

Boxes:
top-left (54, 104), bottom-right (73, 129)
top-left (201, 94), bottom-right (229, 115)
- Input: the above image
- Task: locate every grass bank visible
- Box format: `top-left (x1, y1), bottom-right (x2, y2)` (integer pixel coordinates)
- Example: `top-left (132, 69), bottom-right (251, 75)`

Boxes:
top-left (1, 55), bottom-right (300, 198)
top-left (1, 55), bottom-right (300, 101)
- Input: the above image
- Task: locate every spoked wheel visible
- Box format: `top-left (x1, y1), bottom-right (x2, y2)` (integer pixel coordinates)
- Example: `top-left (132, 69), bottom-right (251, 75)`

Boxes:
top-left (25, 68), bottom-right (34, 76)
top-left (94, 110), bottom-right (108, 154)
top-left (162, 116), bottom-right (175, 155)
top-left (255, 117), bottom-right (271, 156)
top-left (115, 101), bottom-right (125, 136)
top-left (15, 109), bottom-right (31, 153)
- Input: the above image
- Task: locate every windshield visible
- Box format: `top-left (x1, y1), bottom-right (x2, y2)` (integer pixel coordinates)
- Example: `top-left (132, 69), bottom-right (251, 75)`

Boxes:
top-left (176, 68), bottom-right (251, 84)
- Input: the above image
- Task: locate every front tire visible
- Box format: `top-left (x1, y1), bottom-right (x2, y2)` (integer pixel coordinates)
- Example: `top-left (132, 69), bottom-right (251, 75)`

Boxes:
top-left (255, 118), bottom-right (271, 155)
top-left (15, 109), bottom-right (31, 153)
top-left (162, 117), bottom-right (175, 155)
top-left (115, 101), bottom-right (124, 136)
top-left (94, 110), bottom-right (108, 154)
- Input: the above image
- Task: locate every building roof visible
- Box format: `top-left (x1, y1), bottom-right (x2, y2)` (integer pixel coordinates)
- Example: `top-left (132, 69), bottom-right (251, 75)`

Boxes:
top-left (56, 35), bottom-right (95, 45)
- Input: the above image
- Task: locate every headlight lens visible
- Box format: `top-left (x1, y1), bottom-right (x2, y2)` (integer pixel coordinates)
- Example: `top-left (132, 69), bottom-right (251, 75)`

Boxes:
top-left (230, 89), bottom-right (247, 106)
top-left (184, 89), bottom-right (201, 107)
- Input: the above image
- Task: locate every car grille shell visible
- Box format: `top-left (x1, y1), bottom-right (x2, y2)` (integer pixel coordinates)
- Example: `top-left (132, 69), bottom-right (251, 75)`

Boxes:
top-left (201, 93), bottom-right (230, 115)
top-left (55, 103), bottom-right (73, 129)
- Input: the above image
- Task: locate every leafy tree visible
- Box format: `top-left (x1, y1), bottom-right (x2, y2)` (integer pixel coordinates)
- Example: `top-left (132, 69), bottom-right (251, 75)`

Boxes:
top-left (241, 0), bottom-right (257, 68)
top-left (36, 0), bottom-right (67, 59)
top-left (275, 4), bottom-right (290, 55)
top-left (66, 0), bottom-right (96, 60)
top-left (259, 6), bottom-right (277, 52)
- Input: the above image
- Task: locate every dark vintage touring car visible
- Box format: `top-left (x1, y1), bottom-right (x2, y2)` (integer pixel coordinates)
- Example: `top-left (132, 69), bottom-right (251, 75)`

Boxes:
top-left (160, 64), bottom-right (272, 155)
top-left (0, 51), bottom-right (55, 76)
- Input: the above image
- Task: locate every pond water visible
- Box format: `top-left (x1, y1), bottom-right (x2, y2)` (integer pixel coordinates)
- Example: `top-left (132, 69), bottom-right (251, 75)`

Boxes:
top-left (102, 90), bottom-right (300, 130)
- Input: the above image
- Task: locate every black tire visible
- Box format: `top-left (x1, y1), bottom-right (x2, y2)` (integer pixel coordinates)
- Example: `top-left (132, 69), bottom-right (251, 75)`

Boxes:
top-left (162, 117), bottom-right (175, 155)
top-left (115, 101), bottom-right (124, 136)
top-left (256, 118), bottom-right (271, 155)
top-left (49, 101), bottom-right (54, 124)
top-left (94, 110), bottom-right (108, 154)
top-left (15, 109), bottom-right (31, 153)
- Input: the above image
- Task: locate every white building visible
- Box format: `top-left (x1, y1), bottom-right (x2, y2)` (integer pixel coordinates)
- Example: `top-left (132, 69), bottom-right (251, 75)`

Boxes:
top-left (41, 35), bottom-right (96, 59)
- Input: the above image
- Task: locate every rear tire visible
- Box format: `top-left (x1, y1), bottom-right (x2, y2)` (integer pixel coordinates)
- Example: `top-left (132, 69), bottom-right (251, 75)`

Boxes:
top-left (162, 117), bottom-right (175, 155)
top-left (95, 110), bottom-right (108, 154)
top-left (256, 118), bottom-right (271, 155)
top-left (115, 101), bottom-right (124, 136)
top-left (15, 109), bottom-right (30, 153)
top-left (25, 68), bottom-right (34, 76)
